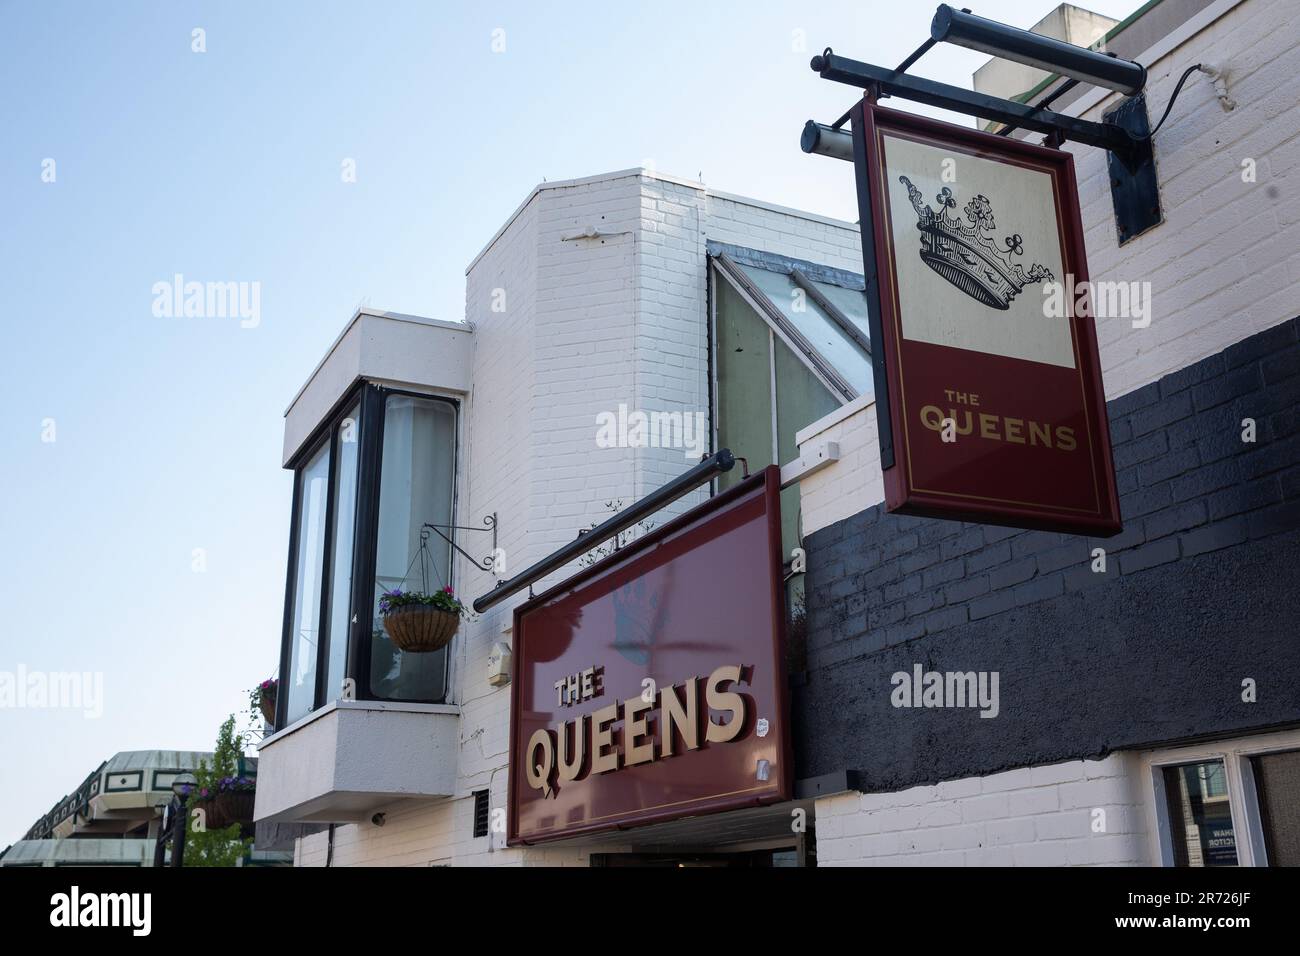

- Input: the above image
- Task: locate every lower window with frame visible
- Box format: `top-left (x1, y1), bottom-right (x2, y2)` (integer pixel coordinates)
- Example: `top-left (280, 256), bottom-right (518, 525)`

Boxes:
top-left (1252, 749), bottom-right (1300, 866)
top-left (1161, 750), bottom-right (1300, 867)
top-left (1162, 759), bottom-right (1238, 867)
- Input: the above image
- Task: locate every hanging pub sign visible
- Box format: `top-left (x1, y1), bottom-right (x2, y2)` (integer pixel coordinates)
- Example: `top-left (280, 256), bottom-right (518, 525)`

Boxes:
top-left (508, 466), bottom-right (791, 845)
top-left (851, 97), bottom-right (1122, 536)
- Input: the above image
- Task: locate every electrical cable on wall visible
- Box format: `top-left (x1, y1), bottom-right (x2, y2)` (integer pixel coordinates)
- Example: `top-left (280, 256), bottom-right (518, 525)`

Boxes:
top-left (1125, 63), bottom-right (1205, 141)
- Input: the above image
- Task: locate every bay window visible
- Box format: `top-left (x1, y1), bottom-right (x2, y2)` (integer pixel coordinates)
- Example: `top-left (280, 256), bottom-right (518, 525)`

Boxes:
top-left (285, 442), bottom-right (330, 725)
top-left (277, 383), bottom-right (458, 727)
top-left (370, 394), bottom-right (456, 702)
top-left (324, 402), bottom-right (360, 703)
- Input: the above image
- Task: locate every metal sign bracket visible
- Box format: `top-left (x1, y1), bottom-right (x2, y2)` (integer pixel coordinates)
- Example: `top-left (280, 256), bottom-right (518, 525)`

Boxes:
top-left (1104, 93), bottom-right (1163, 244)
top-left (802, 4), bottom-right (1167, 248)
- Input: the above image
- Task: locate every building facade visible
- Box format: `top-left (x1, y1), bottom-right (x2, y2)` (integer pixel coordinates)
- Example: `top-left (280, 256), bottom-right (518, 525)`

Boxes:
top-left (4, 751), bottom-right (203, 867)
top-left (255, 0), bottom-right (1300, 866)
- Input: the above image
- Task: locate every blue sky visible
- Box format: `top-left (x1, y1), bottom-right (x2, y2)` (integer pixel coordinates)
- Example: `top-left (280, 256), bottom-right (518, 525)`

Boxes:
top-left (0, 0), bottom-right (1139, 846)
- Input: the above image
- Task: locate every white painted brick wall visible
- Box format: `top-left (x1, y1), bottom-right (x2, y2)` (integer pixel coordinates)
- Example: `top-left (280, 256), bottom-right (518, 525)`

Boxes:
top-left (1067, 0), bottom-right (1299, 400)
top-left (795, 394), bottom-right (883, 535)
top-left (798, 0), bottom-right (1300, 538)
top-left (815, 754), bottom-right (1150, 866)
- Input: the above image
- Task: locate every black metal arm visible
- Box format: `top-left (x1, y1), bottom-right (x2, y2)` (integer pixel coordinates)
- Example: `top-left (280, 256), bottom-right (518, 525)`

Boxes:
top-left (809, 49), bottom-right (1142, 167)
top-left (472, 449), bottom-right (736, 613)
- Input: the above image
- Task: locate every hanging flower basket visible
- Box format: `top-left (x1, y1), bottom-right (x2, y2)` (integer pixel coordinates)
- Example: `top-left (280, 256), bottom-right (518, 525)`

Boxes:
top-left (251, 678), bottom-right (278, 726)
top-left (208, 791), bottom-right (255, 829)
top-left (203, 778), bottom-right (256, 830)
top-left (380, 587), bottom-right (463, 653)
top-left (383, 605), bottom-right (460, 652)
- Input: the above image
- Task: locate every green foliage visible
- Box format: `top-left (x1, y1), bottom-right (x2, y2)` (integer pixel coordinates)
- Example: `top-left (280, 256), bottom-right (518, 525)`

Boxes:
top-left (379, 586), bottom-right (465, 615)
top-left (182, 715), bottom-right (253, 867)
top-left (248, 677), bottom-right (277, 712)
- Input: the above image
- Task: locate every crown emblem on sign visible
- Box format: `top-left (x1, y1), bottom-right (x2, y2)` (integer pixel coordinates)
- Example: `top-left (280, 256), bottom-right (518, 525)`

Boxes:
top-left (898, 176), bottom-right (1054, 310)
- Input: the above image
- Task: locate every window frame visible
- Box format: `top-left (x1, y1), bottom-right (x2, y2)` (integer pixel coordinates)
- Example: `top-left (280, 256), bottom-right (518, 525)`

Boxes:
top-left (707, 247), bottom-right (870, 594)
top-left (279, 435), bottom-right (333, 727)
top-left (711, 252), bottom-right (859, 404)
top-left (359, 386), bottom-right (461, 706)
top-left (707, 244), bottom-right (875, 474)
top-left (1141, 728), bottom-right (1300, 867)
top-left (277, 380), bottom-right (461, 727)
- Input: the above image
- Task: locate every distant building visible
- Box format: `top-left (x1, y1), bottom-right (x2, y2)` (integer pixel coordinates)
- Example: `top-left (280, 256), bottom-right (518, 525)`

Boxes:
top-left (1, 750), bottom-right (290, 867)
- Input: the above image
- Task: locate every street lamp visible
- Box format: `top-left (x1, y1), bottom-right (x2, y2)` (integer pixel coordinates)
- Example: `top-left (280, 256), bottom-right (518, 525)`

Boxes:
top-left (171, 772), bottom-right (197, 798)
top-left (164, 772), bottom-right (198, 868)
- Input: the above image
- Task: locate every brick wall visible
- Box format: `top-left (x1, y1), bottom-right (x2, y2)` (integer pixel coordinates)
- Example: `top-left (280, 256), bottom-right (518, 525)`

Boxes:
top-left (796, 393), bottom-right (883, 534)
top-left (1064, 0), bottom-right (1299, 399)
top-left (797, 316), bottom-right (1300, 788)
top-left (816, 754), bottom-right (1148, 866)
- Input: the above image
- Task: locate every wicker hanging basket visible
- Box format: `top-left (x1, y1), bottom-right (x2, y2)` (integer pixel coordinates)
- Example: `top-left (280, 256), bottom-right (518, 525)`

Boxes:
top-left (383, 605), bottom-right (460, 653)
top-left (258, 690), bottom-right (276, 726)
top-left (204, 791), bottom-right (255, 830)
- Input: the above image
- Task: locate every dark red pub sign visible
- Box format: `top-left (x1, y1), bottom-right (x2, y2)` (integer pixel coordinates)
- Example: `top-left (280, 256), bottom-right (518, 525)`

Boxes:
top-left (853, 99), bottom-right (1122, 535)
top-left (508, 467), bottom-right (792, 845)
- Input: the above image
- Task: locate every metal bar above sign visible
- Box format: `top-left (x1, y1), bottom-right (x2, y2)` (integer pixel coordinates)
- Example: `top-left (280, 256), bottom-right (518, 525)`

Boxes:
top-left (472, 449), bottom-right (736, 613)
top-left (810, 49), bottom-right (1140, 165)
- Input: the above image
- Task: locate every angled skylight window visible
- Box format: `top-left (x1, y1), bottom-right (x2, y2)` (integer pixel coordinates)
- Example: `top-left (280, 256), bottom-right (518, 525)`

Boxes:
top-left (707, 242), bottom-right (876, 598)
top-left (711, 248), bottom-right (873, 402)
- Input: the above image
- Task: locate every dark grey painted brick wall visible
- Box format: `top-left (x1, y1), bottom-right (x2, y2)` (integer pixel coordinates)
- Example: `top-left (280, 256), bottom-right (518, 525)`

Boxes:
top-left (794, 316), bottom-right (1300, 790)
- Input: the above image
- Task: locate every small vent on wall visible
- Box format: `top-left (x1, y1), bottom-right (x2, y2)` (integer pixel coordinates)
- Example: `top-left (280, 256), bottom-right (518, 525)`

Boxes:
top-left (472, 790), bottom-right (489, 839)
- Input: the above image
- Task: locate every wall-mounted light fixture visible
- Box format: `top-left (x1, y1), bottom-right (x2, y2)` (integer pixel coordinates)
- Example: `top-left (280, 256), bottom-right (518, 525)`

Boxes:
top-left (929, 4), bottom-right (1145, 96)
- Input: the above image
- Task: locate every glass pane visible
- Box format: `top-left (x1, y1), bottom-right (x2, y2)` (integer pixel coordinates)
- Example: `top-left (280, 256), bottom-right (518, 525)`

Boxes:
top-left (737, 262), bottom-right (872, 397)
top-left (810, 277), bottom-right (872, 344)
top-left (775, 336), bottom-right (839, 560)
top-left (324, 404), bottom-right (361, 703)
top-left (715, 274), bottom-right (774, 492)
top-left (286, 443), bottom-right (330, 724)
top-left (1162, 760), bottom-right (1238, 866)
top-left (371, 395), bottom-right (456, 702)
top-left (1253, 750), bottom-right (1300, 866)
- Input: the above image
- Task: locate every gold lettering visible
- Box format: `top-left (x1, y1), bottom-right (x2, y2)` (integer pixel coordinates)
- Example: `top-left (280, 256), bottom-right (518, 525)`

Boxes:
top-left (660, 678), bottom-right (699, 756)
top-left (590, 704), bottom-right (620, 774)
top-left (1029, 421), bottom-right (1052, 448)
top-left (1003, 417), bottom-right (1024, 443)
top-left (525, 729), bottom-right (555, 795)
top-left (1056, 426), bottom-right (1077, 451)
top-left (978, 413), bottom-right (1000, 440)
top-left (623, 696), bottom-right (655, 766)
top-left (920, 405), bottom-right (945, 431)
top-left (705, 665), bottom-right (747, 744)
top-left (558, 714), bottom-right (586, 781)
